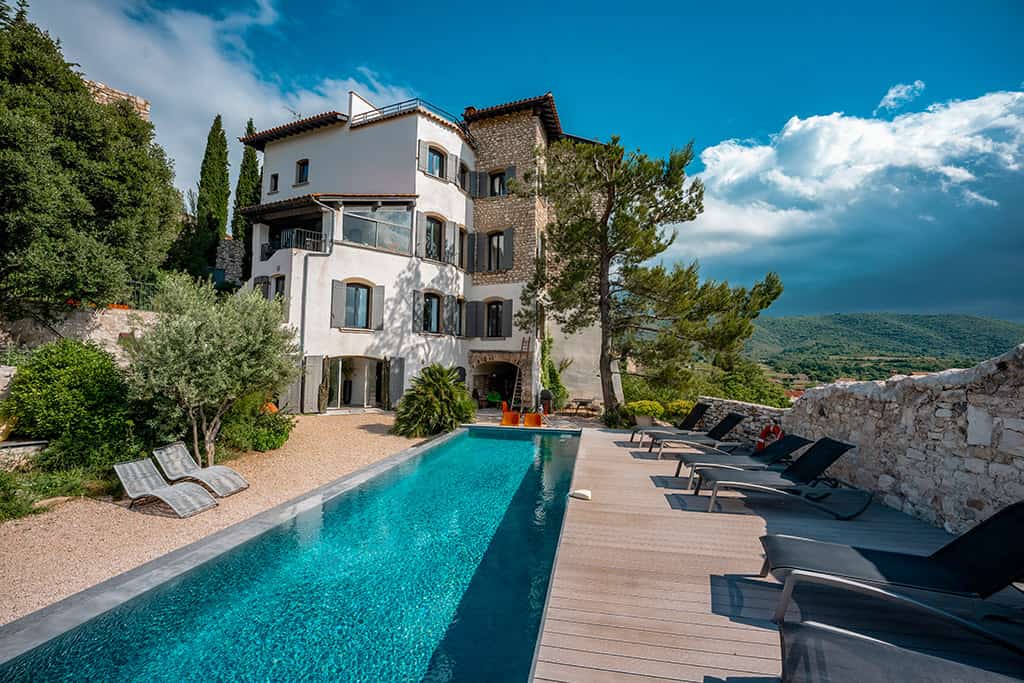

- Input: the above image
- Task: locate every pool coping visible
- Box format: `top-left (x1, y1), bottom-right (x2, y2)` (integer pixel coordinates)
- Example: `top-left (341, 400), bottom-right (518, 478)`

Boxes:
top-left (0, 428), bottom-right (464, 666)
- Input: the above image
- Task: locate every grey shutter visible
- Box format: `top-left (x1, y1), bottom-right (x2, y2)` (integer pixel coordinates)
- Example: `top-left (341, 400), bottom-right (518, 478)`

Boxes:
top-left (417, 141), bottom-right (429, 172)
top-left (444, 221), bottom-right (457, 263)
top-left (505, 165), bottom-right (516, 183)
top-left (412, 290), bottom-right (422, 332)
top-left (279, 375), bottom-right (302, 413)
top-left (302, 355), bottom-right (323, 414)
top-left (501, 299), bottom-right (514, 338)
top-left (465, 301), bottom-right (482, 337)
top-left (330, 280), bottom-right (345, 328)
top-left (466, 233), bottom-right (477, 272)
top-left (476, 231), bottom-right (489, 272)
top-left (476, 171), bottom-right (489, 198)
top-left (446, 153), bottom-right (458, 183)
top-left (415, 211), bottom-right (426, 257)
top-left (501, 227), bottom-right (515, 271)
top-left (475, 301), bottom-right (486, 337)
top-left (444, 295), bottom-right (457, 335)
top-left (388, 357), bottom-right (405, 408)
top-left (371, 285), bottom-right (385, 330)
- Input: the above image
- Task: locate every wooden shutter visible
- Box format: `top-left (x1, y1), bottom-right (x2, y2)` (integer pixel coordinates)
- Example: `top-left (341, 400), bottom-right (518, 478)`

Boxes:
top-left (477, 171), bottom-right (489, 198)
top-left (411, 290), bottom-right (422, 332)
top-left (444, 295), bottom-right (457, 335)
top-left (417, 141), bottom-right (429, 172)
top-left (476, 231), bottom-right (489, 272)
top-left (388, 357), bottom-right (405, 408)
top-left (501, 227), bottom-right (515, 271)
top-left (302, 355), bottom-right (323, 414)
top-left (415, 211), bottom-right (426, 258)
top-left (371, 285), bottom-right (385, 330)
top-left (444, 221), bottom-right (457, 263)
top-left (465, 301), bottom-right (482, 337)
top-left (330, 280), bottom-right (345, 328)
top-left (466, 233), bottom-right (477, 272)
top-left (501, 299), bottom-right (514, 338)
top-left (446, 153), bottom-right (458, 183)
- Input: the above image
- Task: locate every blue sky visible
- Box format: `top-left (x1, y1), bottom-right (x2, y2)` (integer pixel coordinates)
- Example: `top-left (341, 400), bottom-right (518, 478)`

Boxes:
top-left (29, 0), bottom-right (1024, 319)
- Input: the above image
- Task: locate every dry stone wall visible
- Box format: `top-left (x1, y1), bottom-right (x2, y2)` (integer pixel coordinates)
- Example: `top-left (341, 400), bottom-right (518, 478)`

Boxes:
top-left (695, 396), bottom-right (787, 446)
top-left (700, 344), bottom-right (1024, 533)
top-left (84, 80), bottom-right (150, 120)
top-left (0, 309), bottom-right (155, 366)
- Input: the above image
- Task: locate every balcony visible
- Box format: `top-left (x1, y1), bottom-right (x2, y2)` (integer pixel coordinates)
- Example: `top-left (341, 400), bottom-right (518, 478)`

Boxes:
top-left (349, 98), bottom-right (477, 146)
top-left (260, 228), bottom-right (326, 261)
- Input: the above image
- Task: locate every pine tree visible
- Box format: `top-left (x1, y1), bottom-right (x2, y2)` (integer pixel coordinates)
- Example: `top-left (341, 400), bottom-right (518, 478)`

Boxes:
top-left (231, 118), bottom-right (261, 280)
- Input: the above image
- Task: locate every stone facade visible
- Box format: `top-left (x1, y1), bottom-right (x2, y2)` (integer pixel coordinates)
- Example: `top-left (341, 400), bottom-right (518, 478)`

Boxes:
top-left (0, 309), bottom-right (156, 366)
top-left (699, 344), bottom-right (1024, 533)
top-left (84, 79), bottom-right (150, 120)
top-left (468, 349), bottom-right (534, 405)
top-left (696, 396), bottom-right (787, 446)
top-left (215, 237), bottom-right (244, 285)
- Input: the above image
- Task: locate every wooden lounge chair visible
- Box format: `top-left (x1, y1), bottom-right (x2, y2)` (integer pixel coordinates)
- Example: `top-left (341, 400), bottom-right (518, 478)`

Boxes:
top-left (153, 441), bottom-right (249, 497)
top-left (698, 437), bottom-right (872, 519)
top-left (114, 458), bottom-right (217, 518)
top-left (761, 501), bottom-right (1024, 598)
top-left (630, 401), bottom-right (709, 442)
top-left (671, 434), bottom-right (813, 490)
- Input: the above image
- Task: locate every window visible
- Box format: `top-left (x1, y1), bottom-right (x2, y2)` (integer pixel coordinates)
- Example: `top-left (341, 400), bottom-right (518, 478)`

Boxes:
top-left (425, 216), bottom-right (444, 261)
top-left (272, 276), bottom-right (286, 298)
top-left (486, 301), bottom-right (503, 338)
top-left (345, 283), bottom-right (370, 329)
top-left (423, 293), bottom-right (441, 333)
top-left (342, 206), bottom-right (413, 253)
top-left (269, 173), bottom-right (279, 193)
top-left (454, 299), bottom-right (464, 336)
top-left (489, 171), bottom-right (506, 197)
top-left (459, 163), bottom-right (469, 191)
top-left (295, 159), bottom-right (309, 184)
top-left (487, 231), bottom-right (504, 271)
top-left (457, 228), bottom-right (467, 269)
top-left (427, 148), bottom-right (445, 178)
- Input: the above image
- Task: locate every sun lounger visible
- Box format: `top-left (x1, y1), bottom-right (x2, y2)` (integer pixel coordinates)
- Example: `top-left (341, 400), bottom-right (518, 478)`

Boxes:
top-left (775, 572), bottom-right (1024, 682)
top-left (114, 458), bottom-right (217, 518)
top-left (671, 434), bottom-right (813, 490)
top-left (651, 412), bottom-right (747, 456)
top-left (698, 437), bottom-right (870, 518)
top-left (630, 401), bottom-right (709, 442)
top-left (153, 442), bottom-right (249, 497)
top-left (760, 500), bottom-right (1024, 598)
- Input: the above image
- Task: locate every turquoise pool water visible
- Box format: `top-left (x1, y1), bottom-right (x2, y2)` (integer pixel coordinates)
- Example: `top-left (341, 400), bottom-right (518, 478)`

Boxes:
top-left (0, 429), bottom-right (579, 682)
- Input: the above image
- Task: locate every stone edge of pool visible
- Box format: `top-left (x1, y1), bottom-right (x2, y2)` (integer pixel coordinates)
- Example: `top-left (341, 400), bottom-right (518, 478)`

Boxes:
top-left (0, 425), bottom-right (585, 667)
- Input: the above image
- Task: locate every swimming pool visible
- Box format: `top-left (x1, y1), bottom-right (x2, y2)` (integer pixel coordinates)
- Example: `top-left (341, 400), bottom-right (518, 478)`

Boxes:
top-left (0, 428), bottom-right (579, 682)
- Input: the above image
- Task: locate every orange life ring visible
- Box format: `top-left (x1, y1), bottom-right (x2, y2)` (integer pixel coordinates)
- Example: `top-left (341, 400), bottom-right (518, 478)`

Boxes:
top-left (756, 423), bottom-right (783, 451)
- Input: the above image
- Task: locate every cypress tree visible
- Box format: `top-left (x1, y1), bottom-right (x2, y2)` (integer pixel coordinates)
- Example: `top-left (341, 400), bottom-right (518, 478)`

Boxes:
top-left (231, 118), bottom-right (261, 280)
top-left (196, 113), bottom-right (229, 250)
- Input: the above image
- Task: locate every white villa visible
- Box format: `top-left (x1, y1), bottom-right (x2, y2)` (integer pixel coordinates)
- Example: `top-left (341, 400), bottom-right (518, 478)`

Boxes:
top-left (241, 92), bottom-right (614, 412)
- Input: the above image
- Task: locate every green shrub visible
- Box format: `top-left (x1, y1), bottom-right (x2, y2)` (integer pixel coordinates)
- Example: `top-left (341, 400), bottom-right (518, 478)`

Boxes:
top-left (540, 336), bottom-right (569, 410)
top-left (0, 471), bottom-right (34, 521)
top-left (601, 405), bottom-right (632, 428)
top-left (1, 340), bottom-right (142, 472)
top-left (663, 399), bottom-right (695, 420)
top-left (393, 364), bottom-right (476, 438)
top-left (219, 392), bottom-right (295, 454)
top-left (625, 400), bottom-right (665, 419)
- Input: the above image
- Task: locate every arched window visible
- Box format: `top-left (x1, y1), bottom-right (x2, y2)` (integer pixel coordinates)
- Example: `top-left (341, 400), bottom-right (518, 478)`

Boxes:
top-left (459, 163), bottom-right (470, 190)
top-left (427, 148), bottom-right (446, 178)
top-left (425, 216), bottom-right (444, 261)
top-left (345, 283), bottom-right (370, 329)
top-left (486, 300), bottom-right (503, 338)
top-left (423, 293), bottom-right (441, 333)
top-left (456, 366), bottom-right (467, 384)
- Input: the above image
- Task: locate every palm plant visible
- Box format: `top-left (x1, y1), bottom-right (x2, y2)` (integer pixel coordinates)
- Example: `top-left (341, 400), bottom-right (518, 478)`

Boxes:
top-left (392, 364), bottom-right (476, 437)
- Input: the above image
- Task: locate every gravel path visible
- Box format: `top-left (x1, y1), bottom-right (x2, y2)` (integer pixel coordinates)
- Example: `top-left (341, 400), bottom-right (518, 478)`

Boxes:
top-left (0, 413), bottom-right (420, 626)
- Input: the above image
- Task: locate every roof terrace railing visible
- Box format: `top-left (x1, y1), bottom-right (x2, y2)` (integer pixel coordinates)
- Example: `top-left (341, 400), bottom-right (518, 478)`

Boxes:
top-left (349, 98), bottom-right (476, 145)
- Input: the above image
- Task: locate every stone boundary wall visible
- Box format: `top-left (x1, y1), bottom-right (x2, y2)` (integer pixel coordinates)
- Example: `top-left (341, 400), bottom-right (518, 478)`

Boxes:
top-left (696, 396), bottom-right (787, 446)
top-left (84, 79), bottom-right (150, 120)
top-left (0, 309), bottom-right (155, 366)
top-left (701, 344), bottom-right (1024, 533)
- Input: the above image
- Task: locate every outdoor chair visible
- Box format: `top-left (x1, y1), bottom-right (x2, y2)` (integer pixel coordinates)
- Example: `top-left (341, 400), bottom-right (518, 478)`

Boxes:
top-left (630, 401), bottom-right (709, 442)
top-left (523, 413), bottom-right (542, 427)
top-left (671, 434), bottom-right (813, 490)
top-left (760, 500), bottom-right (1024, 599)
top-left (153, 441), bottom-right (249, 497)
top-left (501, 411), bottom-right (520, 426)
top-left (114, 458), bottom-right (217, 518)
top-left (698, 437), bottom-right (871, 519)
top-left (650, 412), bottom-right (747, 456)
top-left (775, 572), bottom-right (1024, 682)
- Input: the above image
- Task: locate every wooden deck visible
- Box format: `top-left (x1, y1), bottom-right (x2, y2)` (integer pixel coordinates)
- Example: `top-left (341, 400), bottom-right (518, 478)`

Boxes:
top-left (531, 428), bottom-right (958, 683)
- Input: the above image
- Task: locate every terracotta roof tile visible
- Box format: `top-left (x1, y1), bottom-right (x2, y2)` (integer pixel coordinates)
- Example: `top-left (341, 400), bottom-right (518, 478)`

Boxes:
top-left (463, 93), bottom-right (563, 140)
top-left (240, 111), bottom-right (348, 151)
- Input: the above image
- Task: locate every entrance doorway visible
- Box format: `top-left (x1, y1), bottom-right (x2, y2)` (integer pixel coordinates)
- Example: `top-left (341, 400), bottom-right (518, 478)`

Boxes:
top-left (471, 361), bottom-right (519, 407)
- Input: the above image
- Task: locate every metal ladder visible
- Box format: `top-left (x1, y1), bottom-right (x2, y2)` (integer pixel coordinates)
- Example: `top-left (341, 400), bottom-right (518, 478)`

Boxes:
top-left (509, 337), bottom-right (531, 411)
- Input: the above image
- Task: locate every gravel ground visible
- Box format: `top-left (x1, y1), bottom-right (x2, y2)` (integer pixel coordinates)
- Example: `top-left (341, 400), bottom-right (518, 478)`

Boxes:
top-left (0, 413), bottom-right (421, 626)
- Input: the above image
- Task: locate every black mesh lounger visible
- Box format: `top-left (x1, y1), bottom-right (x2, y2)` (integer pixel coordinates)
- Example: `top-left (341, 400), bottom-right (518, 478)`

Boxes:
top-left (652, 412), bottom-right (747, 456)
top-left (776, 572), bottom-right (1024, 682)
top-left (698, 437), bottom-right (870, 519)
top-left (761, 501), bottom-right (1024, 599)
top-left (671, 434), bottom-right (813, 490)
top-left (114, 458), bottom-right (218, 518)
top-left (630, 402), bottom-right (709, 442)
top-left (153, 441), bottom-right (249, 497)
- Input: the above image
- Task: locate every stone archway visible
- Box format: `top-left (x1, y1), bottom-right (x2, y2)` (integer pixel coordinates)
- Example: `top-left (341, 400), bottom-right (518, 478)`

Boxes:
top-left (468, 350), bottom-right (534, 408)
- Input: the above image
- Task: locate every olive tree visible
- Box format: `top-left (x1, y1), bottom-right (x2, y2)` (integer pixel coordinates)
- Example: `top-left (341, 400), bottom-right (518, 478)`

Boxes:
top-left (127, 274), bottom-right (298, 465)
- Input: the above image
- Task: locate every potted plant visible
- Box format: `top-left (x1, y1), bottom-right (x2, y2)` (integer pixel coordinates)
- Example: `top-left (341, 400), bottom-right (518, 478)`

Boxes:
top-left (341, 358), bottom-right (355, 405)
top-left (626, 400), bottom-right (665, 427)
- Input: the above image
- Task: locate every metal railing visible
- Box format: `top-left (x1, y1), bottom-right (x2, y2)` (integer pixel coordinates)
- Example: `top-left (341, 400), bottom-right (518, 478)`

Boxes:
top-left (349, 98), bottom-right (476, 145)
top-left (260, 228), bottom-right (326, 260)
top-left (125, 280), bottom-right (157, 310)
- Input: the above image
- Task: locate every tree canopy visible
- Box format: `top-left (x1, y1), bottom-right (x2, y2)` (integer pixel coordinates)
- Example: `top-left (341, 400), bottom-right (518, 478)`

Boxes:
top-left (0, 9), bottom-right (181, 320)
top-left (231, 118), bottom-right (261, 280)
top-left (518, 136), bottom-right (782, 415)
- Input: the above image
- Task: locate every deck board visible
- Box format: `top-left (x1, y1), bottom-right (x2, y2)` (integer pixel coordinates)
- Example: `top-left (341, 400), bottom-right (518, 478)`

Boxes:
top-left (531, 428), bottom-right (960, 682)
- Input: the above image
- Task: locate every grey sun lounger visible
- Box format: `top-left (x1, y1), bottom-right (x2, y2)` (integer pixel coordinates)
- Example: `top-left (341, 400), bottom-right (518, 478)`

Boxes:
top-left (761, 500), bottom-right (1024, 599)
top-left (651, 412), bottom-right (747, 456)
top-left (698, 437), bottom-right (871, 519)
top-left (672, 434), bottom-right (813, 490)
top-left (630, 402), bottom-right (709, 442)
top-left (776, 572), bottom-right (1024, 682)
top-left (114, 458), bottom-right (217, 518)
top-left (153, 441), bottom-right (249, 497)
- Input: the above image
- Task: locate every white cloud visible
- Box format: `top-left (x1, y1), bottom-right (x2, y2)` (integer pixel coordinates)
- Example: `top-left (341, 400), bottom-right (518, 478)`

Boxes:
top-left (874, 79), bottom-right (926, 115)
top-left (28, 0), bottom-right (415, 207)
